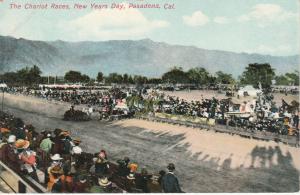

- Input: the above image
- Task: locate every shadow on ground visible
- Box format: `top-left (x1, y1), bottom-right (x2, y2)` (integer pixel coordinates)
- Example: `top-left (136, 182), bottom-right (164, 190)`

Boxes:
top-left (108, 123), bottom-right (300, 193)
top-left (3, 105), bottom-right (300, 192)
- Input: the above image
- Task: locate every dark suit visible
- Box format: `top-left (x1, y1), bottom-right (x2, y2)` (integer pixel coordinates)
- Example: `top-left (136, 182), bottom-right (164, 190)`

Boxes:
top-left (161, 172), bottom-right (182, 193)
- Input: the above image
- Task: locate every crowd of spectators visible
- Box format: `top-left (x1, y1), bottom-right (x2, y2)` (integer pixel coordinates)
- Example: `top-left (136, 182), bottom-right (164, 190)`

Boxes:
top-left (4, 86), bottom-right (300, 136)
top-left (0, 111), bottom-right (183, 193)
top-left (143, 90), bottom-right (299, 136)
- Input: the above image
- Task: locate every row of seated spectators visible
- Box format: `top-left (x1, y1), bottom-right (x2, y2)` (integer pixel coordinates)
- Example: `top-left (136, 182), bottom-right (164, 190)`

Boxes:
top-left (7, 87), bottom-right (128, 106)
top-left (146, 92), bottom-right (299, 136)
top-left (0, 111), bottom-right (182, 193)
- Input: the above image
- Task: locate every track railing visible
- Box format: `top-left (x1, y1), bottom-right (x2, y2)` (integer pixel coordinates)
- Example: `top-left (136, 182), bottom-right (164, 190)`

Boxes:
top-left (0, 161), bottom-right (47, 193)
top-left (137, 115), bottom-right (299, 147)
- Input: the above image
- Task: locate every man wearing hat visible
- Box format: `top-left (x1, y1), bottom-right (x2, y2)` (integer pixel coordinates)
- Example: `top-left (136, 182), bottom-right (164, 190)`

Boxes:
top-left (0, 135), bottom-right (21, 172)
top-left (71, 138), bottom-right (82, 155)
top-left (161, 163), bottom-right (182, 193)
top-left (89, 176), bottom-right (113, 193)
top-left (45, 154), bottom-right (63, 185)
top-left (47, 165), bottom-right (66, 192)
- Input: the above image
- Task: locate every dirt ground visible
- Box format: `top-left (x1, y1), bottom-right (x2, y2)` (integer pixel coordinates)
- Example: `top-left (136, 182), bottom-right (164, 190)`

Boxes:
top-left (2, 93), bottom-right (300, 192)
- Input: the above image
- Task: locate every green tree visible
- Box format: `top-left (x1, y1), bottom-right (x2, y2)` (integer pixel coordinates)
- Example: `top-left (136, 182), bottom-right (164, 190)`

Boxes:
top-left (15, 65), bottom-right (42, 86)
top-left (275, 71), bottom-right (299, 86)
top-left (162, 66), bottom-right (189, 84)
top-left (123, 74), bottom-right (129, 84)
top-left (215, 71), bottom-right (235, 84)
top-left (187, 67), bottom-right (209, 85)
top-left (28, 65), bottom-right (42, 84)
top-left (133, 75), bottom-right (148, 84)
top-left (64, 71), bottom-right (82, 83)
top-left (96, 72), bottom-right (104, 82)
top-left (81, 74), bottom-right (90, 83)
top-left (275, 75), bottom-right (290, 85)
top-left (147, 78), bottom-right (162, 84)
top-left (106, 73), bottom-right (123, 84)
top-left (285, 71), bottom-right (299, 85)
top-left (0, 72), bottom-right (19, 85)
top-left (128, 75), bottom-right (134, 84)
top-left (239, 63), bottom-right (275, 89)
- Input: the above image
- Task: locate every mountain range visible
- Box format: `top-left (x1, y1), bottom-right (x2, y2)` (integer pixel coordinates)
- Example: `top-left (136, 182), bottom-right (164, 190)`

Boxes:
top-left (0, 35), bottom-right (298, 78)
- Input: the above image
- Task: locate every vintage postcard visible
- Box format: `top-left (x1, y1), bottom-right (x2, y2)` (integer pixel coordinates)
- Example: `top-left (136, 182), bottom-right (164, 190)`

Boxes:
top-left (0, 0), bottom-right (299, 193)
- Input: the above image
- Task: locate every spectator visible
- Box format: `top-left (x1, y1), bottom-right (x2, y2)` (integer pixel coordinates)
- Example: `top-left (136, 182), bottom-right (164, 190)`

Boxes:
top-left (89, 176), bottom-right (113, 193)
top-left (136, 167), bottom-right (151, 192)
top-left (40, 133), bottom-right (53, 153)
top-left (117, 157), bottom-right (131, 176)
top-left (73, 175), bottom-right (90, 193)
top-left (95, 151), bottom-right (109, 177)
top-left (16, 139), bottom-right (38, 180)
top-left (47, 165), bottom-right (66, 192)
top-left (161, 163), bottom-right (182, 193)
top-left (0, 135), bottom-right (21, 172)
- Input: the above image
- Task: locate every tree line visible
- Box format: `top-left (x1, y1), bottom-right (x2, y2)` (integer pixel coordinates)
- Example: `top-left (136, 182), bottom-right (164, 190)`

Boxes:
top-left (0, 63), bottom-right (298, 88)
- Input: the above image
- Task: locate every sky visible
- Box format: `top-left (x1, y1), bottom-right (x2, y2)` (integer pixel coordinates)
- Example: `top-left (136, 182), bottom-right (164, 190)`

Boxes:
top-left (0, 0), bottom-right (299, 56)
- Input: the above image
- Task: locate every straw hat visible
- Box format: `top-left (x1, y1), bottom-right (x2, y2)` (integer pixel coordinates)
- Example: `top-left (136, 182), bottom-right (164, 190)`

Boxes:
top-left (98, 177), bottom-right (112, 187)
top-left (50, 166), bottom-right (64, 175)
top-left (59, 130), bottom-right (70, 137)
top-left (51, 154), bottom-right (63, 161)
top-left (127, 172), bottom-right (135, 180)
top-left (15, 139), bottom-right (30, 149)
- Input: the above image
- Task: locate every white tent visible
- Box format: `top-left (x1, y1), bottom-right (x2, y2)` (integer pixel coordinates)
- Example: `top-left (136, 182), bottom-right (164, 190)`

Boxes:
top-left (0, 83), bottom-right (7, 88)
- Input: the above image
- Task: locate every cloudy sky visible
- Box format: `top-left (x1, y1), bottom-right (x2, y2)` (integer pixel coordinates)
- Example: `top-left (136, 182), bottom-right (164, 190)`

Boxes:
top-left (0, 0), bottom-right (299, 56)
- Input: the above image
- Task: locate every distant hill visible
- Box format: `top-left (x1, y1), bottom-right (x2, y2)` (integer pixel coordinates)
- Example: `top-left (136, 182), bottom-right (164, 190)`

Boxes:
top-left (0, 36), bottom-right (298, 77)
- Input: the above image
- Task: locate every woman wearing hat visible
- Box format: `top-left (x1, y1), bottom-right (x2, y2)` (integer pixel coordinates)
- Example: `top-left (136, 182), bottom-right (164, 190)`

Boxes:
top-left (94, 150), bottom-right (109, 177)
top-left (45, 154), bottom-right (63, 185)
top-left (17, 139), bottom-right (38, 180)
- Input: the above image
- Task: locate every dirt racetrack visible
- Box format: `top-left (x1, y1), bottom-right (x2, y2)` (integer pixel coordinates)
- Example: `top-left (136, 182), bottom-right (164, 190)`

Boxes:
top-left (2, 93), bottom-right (300, 192)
